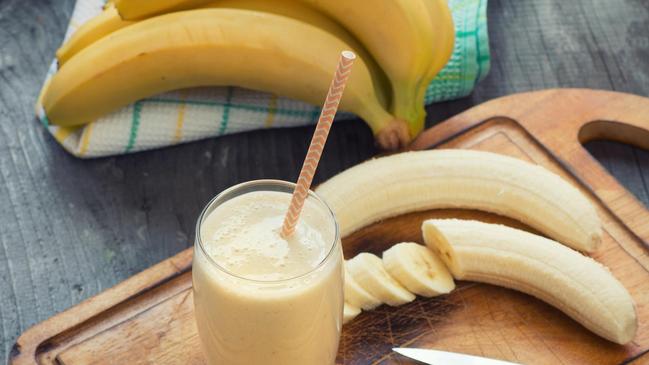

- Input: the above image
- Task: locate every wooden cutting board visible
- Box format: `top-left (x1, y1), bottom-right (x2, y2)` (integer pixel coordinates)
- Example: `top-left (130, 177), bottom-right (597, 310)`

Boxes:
top-left (10, 89), bottom-right (649, 365)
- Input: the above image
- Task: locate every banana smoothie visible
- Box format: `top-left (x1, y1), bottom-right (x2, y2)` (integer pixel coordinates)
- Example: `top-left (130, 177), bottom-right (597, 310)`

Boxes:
top-left (193, 181), bottom-right (343, 365)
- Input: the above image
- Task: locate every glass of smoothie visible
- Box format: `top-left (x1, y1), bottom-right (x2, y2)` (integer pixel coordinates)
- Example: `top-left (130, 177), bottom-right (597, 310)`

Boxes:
top-left (193, 179), bottom-right (344, 365)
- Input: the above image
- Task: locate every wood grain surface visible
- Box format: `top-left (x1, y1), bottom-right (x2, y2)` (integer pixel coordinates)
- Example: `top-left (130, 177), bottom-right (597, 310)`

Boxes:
top-left (0, 0), bottom-right (648, 363)
top-left (8, 89), bottom-right (649, 365)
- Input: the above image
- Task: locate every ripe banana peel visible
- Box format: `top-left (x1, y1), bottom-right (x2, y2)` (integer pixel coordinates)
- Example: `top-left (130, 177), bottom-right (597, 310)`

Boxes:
top-left (114, 0), bottom-right (211, 19)
top-left (422, 219), bottom-right (637, 345)
top-left (316, 149), bottom-right (602, 252)
top-left (213, 0), bottom-right (392, 111)
top-left (299, 0), bottom-right (454, 137)
top-left (42, 9), bottom-right (408, 148)
top-left (111, 0), bottom-right (455, 138)
top-left (411, 0), bottom-right (455, 132)
top-left (58, 0), bottom-right (392, 108)
top-left (56, 4), bottom-right (135, 65)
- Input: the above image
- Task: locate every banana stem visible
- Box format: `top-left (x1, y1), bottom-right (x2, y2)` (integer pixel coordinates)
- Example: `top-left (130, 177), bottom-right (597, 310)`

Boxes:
top-left (357, 101), bottom-right (410, 150)
top-left (391, 80), bottom-right (426, 138)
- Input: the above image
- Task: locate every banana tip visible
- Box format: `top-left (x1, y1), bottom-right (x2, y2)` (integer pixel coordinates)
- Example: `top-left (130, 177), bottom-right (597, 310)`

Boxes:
top-left (588, 232), bottom-right (603, 252)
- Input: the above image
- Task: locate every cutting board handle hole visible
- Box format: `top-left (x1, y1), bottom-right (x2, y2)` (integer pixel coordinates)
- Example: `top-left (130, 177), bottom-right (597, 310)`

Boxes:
top-left (580, 121), bottom-right (649, 209)
top-left (579, 120), bottom-right (649, 151)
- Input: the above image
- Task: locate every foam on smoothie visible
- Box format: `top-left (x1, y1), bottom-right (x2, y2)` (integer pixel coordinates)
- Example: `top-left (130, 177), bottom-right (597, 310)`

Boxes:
top-left (200, 191), bottom-right (332, 281)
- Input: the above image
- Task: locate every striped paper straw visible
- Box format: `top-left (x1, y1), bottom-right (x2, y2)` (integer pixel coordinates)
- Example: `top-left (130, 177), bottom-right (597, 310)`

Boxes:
top-left (281, 50), bottom-right (356, 238)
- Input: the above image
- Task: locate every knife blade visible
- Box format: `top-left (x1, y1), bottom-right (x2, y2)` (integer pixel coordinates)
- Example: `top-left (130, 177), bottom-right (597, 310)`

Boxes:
top-left (393, 347), bottom-right (522, 365)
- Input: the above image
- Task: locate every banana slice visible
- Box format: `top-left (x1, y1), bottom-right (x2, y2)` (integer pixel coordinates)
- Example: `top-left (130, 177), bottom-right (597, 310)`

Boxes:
top-left (346, 253), bottom-right (415, 306)
top-left (344, 266), bottom-right (381, 310)
top-left (343, 302), bottom-right (361, 324)
top-left (383, 242), bottom-right (455, 297)
top-left (423, 219), bottom-right (637, 344)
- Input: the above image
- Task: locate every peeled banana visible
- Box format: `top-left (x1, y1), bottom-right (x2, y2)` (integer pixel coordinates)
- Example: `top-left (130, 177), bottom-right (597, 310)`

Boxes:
top-left (316, 149), bottom-right (602, 252)
top-left (346, 253), bottom-right (415, 307)
top-left (41, 9), bottom-right (407, 147)
top-left (344, 266), bottom-right (382, 310)
top-left (383, 242), bottom-right (454, 297)
top-left (422, 219), bottom-right (637, 344)
top-left (343, 302), bottom-right (361, 324)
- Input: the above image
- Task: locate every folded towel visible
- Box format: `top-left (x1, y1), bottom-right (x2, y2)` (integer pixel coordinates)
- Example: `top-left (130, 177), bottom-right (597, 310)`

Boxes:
top-left (38, 0), bottom-right (490, 158)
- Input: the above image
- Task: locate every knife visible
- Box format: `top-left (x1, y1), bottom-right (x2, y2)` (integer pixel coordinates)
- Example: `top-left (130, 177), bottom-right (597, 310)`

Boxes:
top-left (393, 347), bottom-right (522, 365)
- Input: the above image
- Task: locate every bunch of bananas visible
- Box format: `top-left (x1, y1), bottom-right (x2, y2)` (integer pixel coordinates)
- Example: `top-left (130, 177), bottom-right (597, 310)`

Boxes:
top-left (39, 0), bottom-right (454, 149)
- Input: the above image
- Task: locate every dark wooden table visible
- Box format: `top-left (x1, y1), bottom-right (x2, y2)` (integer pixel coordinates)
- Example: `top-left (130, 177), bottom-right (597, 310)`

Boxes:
top-left (1, 0), bottom-right (648, 362)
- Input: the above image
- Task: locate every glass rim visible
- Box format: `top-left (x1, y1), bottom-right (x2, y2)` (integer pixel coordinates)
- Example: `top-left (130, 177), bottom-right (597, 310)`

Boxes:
top-left (195, 179), bottom-right (340, 284)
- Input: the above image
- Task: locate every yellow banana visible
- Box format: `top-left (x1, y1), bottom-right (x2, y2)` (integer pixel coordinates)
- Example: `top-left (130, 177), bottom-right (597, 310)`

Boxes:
top-left (213, 0), bottom-right (391, 112)
top-left (41, 9), bottom-right (406, 147)
top-left (114, 0), bottom-right (210, 19)
top-left (299, 0), bottom-right (451, 137)
top-left (56, 4), bottom-right (135, 65)
top-left (410, 0), bottom-right (455, 132)
top-left (112, 0), bottom-right (455, 138)
top-left (56, 0), bottom-right (396, 143)
top-left (423, 0), bottom-right (456, 85)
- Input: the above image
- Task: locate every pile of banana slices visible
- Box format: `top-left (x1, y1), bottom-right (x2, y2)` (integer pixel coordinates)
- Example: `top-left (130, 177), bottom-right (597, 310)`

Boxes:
top-left (317, 149), bottom-right (637, 345)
